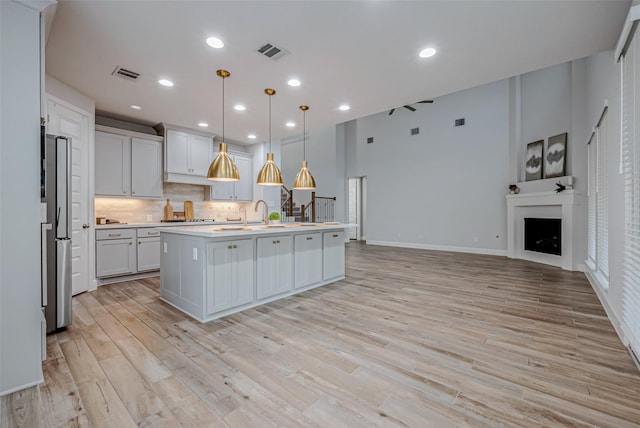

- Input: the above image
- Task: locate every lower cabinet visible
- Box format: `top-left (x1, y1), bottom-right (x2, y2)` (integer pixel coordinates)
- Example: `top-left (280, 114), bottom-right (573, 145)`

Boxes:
top-left (96, 227), bottom-right (161, 278)
top-left (206, 239), bottom-right (254, 314)
top-left (323, 230), bottom-right (345, 280)
top-left (257, 235), bottom-right (293, 299)
top-left (294, 233), bottom-right (322, 288)
top-left (137, 228), bottom-right (161, 271)
top-left (96, 229), bottom-right (136, 277)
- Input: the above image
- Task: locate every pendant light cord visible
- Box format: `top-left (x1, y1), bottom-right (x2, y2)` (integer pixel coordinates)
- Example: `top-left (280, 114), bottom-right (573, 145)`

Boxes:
top-left (222, 76), bottom-right (225, 142)
top-left (303, 109), bottom-right (306, 160)
top-left (268, 94), bottom-right (272, 152)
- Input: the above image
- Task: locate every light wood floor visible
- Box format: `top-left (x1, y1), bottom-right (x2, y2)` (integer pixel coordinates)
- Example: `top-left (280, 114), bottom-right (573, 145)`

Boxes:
top-left (3, 242), bottom-right (640, 427)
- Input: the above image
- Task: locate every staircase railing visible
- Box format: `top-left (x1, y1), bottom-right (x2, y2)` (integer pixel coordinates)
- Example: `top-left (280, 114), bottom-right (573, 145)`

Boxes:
top-left (280, 185), bottom-right (294, 218)
top-left (300, 191), bottom-right (336, 223)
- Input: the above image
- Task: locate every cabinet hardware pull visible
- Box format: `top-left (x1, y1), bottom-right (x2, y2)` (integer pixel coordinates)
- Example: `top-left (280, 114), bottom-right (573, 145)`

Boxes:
top-left (272, 240), bottom-right (277, 244)
top-left (108, 233), bottom-right (122, 237)
top-left (333, 234), bottom-right (339, 237)
top-left (148, 232), bottom-right (159, 235)
top-left (233, 245), bottom-right (237, 249)
top-left (138, 241), bottom-right (141, 245)
top-left (228, 245), bottom-right (233, 249)
top-left (306, 237), bottom-right (312, 240)
top-left (129, 242), bottom-right (133, 245)
top-left (277, 240), bottom-right (280, 244)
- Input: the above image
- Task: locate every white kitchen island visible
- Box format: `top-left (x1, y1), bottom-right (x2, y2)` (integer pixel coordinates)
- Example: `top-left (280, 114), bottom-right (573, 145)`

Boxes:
top-left (159, 223), bottom-right (348, 322)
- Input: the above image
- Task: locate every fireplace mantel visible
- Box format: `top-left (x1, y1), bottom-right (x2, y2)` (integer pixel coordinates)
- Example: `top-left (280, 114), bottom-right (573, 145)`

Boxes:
top-left (506, 190), bottom-right (585, 271)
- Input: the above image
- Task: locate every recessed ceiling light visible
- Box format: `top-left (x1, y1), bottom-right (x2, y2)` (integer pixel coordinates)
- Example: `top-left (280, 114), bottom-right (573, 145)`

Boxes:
top-left (419, 47), bottom-right (437, 58)
top-left (286, 122), bottom-right (295, 127)
top-left (130, 105), bottom-right (141, 110)
top-left (158, 79), bottom-right (174, 87)
top-left (198, 122), bottom-right (209, 127)
top-left (248, 134), bottom-right (257, 139)
top-left (234, 105), bottom-right (246, 111)
top-left (206, 37), bottom-right (224, 49)
top-left (339, 105), bottom-right (350, 111)
top-left (288, 79), bottom-right (301, 87)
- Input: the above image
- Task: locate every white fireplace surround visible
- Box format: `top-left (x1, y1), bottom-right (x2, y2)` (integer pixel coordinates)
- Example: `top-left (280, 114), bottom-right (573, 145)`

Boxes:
top-left (506, 191), bottom-right (585, 271)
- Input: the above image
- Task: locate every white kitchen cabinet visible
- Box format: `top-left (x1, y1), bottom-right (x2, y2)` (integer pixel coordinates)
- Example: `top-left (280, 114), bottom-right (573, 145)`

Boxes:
top-left (96, 229), bottom-right (136, 277)
top-left (294, 232), bottom-right (322, 289)
top-left (164, 128), bottom-right (215, 185)
top-left (323, 230), bottom-right (345, 280)
top-left (131, 138), bottom-right (163, 198)
top-left (205, 152), bottom-right (253, 201)
top-left (137, 228), bottom-right (161, 271)
top-left (206, 239), bottom-right (254, 314)
top-left (95, 128), bottom-right (163, 198)
top-left (95, 131), bottom-right (130, 196)
top-left (257, 235), bottom-right (293, 299)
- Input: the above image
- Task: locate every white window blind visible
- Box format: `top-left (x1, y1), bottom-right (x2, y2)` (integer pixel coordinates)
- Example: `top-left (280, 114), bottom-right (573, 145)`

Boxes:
top-left (587, 134), bottom-right (597, 267)
top-left (586, 108), bottom-right (609, 287)
top-left (621, 21), bottom-right (640, 357)
top-left (596, 119), bottom-right (609, 281)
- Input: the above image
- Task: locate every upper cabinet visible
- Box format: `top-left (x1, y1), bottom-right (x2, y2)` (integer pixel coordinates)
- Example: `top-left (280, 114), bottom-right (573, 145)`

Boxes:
top-left (95, 127), bottom-right (163, 199)
top-left (161, 126), bottom-right (215, 185)
top-left (205, 151), bottom-right (253, 201)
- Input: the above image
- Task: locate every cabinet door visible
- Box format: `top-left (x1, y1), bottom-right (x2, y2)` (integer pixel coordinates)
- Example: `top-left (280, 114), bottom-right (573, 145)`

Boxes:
top-left (137, 237), bottom-right (160, 271)
top-left (233, 155), bottom-right (253, 201)
top-left (165, 130), bottom-right (190, 174)
top-left (208, 180), bottom-right (233, 200)
top-left (257, 235), bottom-right (293, 299)
top-left (189, 134), bottom-right (213, 177)
top-left (207, 241), bottom-right (234, 314)
top-left (294, 233), bottom-right (322, 288)
top-left (96, 238), bottom-right (136, 277)
top-left (323, 231), bottom-right (345, 280)
top-left (232, 239), bottom-right (255, 306)
top-left (131, 138), bottom-right (163, 198)
top-left (95, 131), bottom-right (130, 196)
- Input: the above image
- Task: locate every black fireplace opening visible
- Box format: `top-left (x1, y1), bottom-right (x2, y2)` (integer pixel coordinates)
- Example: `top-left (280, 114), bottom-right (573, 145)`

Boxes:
top-left (524, 218), bottom-right (561, 256)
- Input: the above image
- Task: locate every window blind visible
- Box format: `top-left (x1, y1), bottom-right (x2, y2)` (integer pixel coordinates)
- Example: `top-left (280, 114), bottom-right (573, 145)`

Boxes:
top-left (587, 134), bottom-right (596, 268)
top-left (596, 120), bottom-right (609, 281)
top-left (622, 27), bottom-right (640, 356)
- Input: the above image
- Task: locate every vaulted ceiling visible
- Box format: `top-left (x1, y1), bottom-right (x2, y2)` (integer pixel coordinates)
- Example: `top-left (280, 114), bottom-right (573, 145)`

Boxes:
top-left (45, 0), bottom-right (631, 144)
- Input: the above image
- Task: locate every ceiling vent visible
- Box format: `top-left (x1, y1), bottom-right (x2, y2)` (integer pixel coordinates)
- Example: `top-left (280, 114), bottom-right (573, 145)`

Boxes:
top-left (112, 66), bottom-right (141, 81)
top-left (256, 42), bottom-right (289, 60)
top-left (411, 127), bottom-right (420, 136)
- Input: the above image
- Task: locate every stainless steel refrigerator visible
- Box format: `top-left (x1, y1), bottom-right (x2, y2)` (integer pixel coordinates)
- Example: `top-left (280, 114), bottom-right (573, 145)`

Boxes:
top-left (41, 134), bottom-right (72, 333)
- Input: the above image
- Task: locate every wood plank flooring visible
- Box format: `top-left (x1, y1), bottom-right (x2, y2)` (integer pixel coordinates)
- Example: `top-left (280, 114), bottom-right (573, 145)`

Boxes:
top-left (3, 242), bottom-right (640, 427)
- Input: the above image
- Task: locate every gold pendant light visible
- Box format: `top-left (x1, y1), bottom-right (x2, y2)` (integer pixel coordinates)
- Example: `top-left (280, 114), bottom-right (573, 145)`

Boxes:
top-left (207, 69), bottom-right (240, 181)
top-left (293, 105), bottom-right (316, 190)
top-left (256, 88), bottom-right (284, 186)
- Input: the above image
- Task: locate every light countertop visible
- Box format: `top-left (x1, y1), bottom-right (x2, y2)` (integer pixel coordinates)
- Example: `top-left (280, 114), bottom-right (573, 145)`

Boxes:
top-left (158, 223), bottom-right (348, 238)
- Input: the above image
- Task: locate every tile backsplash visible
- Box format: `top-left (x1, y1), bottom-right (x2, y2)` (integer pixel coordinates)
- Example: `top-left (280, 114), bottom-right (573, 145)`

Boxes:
top-left (95, 183), bottom-right (264, 224)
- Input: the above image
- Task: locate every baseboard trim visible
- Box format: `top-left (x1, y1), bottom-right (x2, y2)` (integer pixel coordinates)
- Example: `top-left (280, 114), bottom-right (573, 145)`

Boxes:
top-left (584, 268), bottom-right (627, 347)
top-left (97, 270), bottom-right (160, 286)
top-left (365, 240), bottom-right (508, 257)
top-left (0, 378), bottom-right (43, 397)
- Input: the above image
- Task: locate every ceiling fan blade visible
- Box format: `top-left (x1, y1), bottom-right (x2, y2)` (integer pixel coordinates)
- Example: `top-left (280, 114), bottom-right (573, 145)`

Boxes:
top-left (388, 109), bottom-right (395, 115)
top-left (418, 100), bottom-right (434, 103)
top-left (403, 105), bottom-right (416, 112)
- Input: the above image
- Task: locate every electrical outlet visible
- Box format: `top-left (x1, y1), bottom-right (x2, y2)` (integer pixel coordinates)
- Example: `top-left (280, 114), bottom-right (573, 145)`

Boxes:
top-left (163, 242), bottom-right (167, 253)
top-left (193, 248), bottom-right (198, 260)
top-left (147, 214), bottom-right (153, 221)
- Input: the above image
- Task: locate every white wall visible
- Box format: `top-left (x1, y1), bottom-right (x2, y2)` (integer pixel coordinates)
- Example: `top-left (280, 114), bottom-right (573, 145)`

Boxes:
top-left (281, 124), bottom-right (346, 222)
top-left (347, 79), bottom-right (511, 253)
top-left (0, 0), bottom-right (46, 395)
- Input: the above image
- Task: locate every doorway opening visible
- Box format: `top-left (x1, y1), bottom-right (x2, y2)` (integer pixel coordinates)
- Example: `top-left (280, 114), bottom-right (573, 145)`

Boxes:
top-left (348, 177), bottom-right (366, 241)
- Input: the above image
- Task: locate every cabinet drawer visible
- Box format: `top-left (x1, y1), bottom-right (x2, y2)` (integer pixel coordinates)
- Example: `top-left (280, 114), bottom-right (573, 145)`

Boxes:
top-left (96, 228), bottom-right (136, 240)
top-left (137, 228), bottom-right (160, 238)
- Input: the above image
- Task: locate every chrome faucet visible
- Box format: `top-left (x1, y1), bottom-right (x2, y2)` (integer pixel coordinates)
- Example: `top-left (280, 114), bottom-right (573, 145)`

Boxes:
top-left (255, 199), bottom-right (269, 225)
top-left (239, 204), bottom-right (248, 227)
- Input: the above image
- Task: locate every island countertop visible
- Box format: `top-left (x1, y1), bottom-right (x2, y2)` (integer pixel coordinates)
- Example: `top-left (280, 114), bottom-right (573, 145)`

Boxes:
top-left (158, 222), bottom-right (349, 238)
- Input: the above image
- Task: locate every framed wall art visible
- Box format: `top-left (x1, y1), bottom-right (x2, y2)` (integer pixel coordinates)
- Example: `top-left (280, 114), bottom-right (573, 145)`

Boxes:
top-left (525, 140), bottom-right (544, 181)
top-left (544, 132), bottom-right (567, 178)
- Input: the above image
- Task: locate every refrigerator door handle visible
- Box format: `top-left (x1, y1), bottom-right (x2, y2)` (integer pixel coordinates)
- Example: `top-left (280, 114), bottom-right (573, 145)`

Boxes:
top-left (41, 223), bottom-right (51, 306)
top-left (56, 239), bottom-right (72, 328)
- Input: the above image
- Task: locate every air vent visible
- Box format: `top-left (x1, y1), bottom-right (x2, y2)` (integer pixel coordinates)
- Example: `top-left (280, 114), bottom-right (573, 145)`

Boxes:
top-left (455, 118), bottom-right (465, 127)
top-left (367, 137), bottom-right (374, 144)
top-left (112, 66), bottom-right (141, 81)
top-left (256, 42), bottom-right (289, 60)
top-left (410, 127), bottom-right (420, 136)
